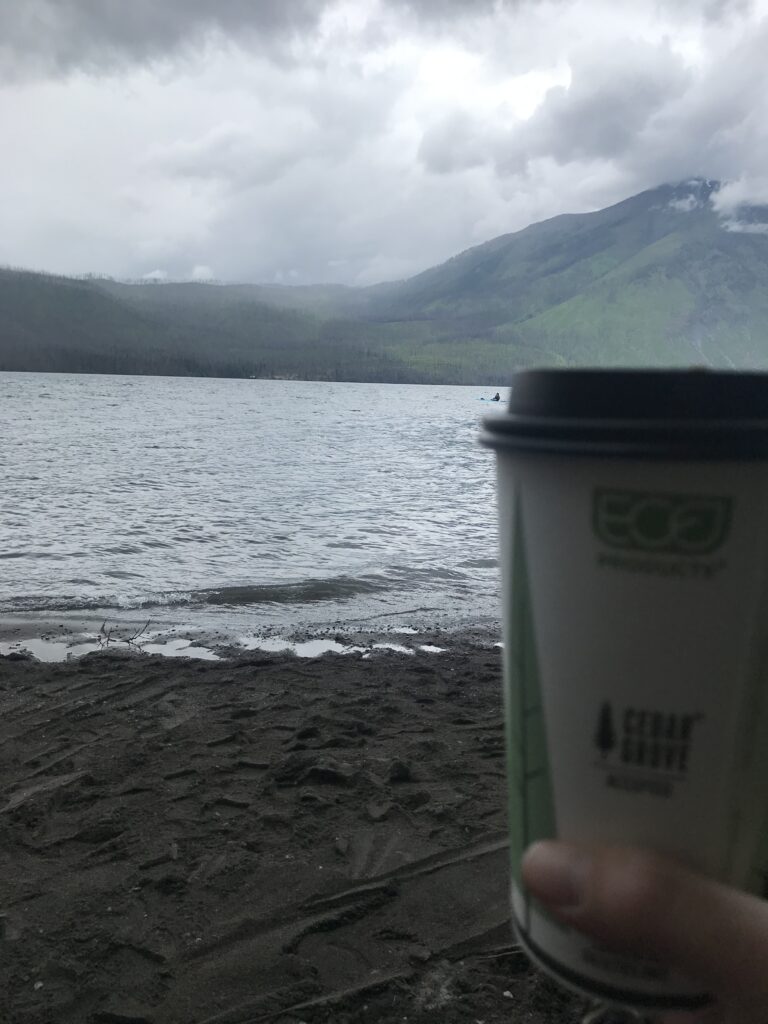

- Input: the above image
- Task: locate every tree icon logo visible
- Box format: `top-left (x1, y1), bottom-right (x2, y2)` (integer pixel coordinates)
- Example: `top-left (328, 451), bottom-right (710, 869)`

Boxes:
top-left (595, 701), bottom-right (616, 759)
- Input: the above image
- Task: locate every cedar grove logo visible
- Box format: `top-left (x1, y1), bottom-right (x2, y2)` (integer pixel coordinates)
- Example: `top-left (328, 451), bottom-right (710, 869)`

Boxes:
top-left (592, 489), bottom-right (732, 556)
top-left (594, 701), bottom-right (703, 775)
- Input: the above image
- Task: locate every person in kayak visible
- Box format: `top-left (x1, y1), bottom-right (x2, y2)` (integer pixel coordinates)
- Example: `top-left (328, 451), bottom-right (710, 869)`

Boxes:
top-left (492, 392), bottom-right (501, 402)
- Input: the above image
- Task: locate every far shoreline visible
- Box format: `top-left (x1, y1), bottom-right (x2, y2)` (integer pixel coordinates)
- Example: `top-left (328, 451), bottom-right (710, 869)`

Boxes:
top-left (0, 367), bottom-right (508, 388)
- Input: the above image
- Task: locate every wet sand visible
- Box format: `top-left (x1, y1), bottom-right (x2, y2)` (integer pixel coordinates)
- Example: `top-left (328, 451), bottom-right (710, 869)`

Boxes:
top-left (0, 631), bottom-right (583, 1023)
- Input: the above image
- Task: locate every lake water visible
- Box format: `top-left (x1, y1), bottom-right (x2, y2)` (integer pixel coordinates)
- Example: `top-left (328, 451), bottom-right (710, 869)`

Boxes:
top-left (0, 373), bottom-right (505, 640)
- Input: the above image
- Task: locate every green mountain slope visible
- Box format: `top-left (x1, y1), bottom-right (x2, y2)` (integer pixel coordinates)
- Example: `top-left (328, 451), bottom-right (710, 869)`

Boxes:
top-left (2, 179), bottom-right (768, 383)
top-left (369, 183), bottom-right (709, 320)
top-left (508, 213), bottom-right (768, 367)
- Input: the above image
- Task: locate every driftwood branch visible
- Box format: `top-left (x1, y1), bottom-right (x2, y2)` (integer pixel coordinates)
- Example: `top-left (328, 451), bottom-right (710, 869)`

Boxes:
top-left (97, 619), bottom-right (152, 651)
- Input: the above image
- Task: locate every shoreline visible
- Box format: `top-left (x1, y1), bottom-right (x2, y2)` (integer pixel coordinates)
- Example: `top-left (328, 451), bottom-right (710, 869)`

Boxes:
top-left (0, 613), bottom-right (503, 663)
top-left (0, 631), bottom-right (581, 1023)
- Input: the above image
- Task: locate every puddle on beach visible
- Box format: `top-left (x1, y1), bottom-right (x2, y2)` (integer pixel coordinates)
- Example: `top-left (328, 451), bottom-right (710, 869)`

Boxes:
top-left (138, 638), bottom-right (221, 660)
top-left (239, 637), bottom-right (367, 658)
top-left (372, 642), bottom-right (414, 655)
top-left (0, 636), bottom-right (221, 663)
top-left (0, 638), bottom-right (102, 662)
top-left (238, 637), bottom-right (446, 658)
top-left (240, 634), bottom-right (448, 659)
top-left (1, 633), bottom-right (449, 664)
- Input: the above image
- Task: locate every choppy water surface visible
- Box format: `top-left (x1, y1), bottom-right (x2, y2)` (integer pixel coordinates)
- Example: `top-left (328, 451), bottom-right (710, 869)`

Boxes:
top-left (0, 373), bottom-right (504, 634)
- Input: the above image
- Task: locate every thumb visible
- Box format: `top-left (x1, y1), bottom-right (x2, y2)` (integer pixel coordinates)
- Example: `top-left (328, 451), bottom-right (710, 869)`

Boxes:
top-left (522, 841), bottom-right (768, 1005)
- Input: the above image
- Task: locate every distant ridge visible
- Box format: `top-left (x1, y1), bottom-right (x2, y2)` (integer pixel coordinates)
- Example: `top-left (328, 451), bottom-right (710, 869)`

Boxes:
top-left (3, 179), bottom-right (768, 383)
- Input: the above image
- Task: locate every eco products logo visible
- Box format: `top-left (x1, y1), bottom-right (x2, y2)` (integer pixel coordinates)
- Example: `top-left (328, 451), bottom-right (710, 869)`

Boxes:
top-left (593, 489), bottom-right (732, 556)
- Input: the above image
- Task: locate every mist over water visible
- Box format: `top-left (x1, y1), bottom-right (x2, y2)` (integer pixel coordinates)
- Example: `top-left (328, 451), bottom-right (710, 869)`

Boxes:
top-left (0, 373), bottom-right (503, 634)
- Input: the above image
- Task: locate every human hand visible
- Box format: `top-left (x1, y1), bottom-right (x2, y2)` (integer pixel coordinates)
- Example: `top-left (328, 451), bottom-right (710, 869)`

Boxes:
top-left (522, 841), bottom-right (768, 1024)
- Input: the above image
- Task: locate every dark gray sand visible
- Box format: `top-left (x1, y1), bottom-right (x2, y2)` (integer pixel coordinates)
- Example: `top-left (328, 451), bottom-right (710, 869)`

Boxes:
top-left (0, 632), bottom-right (585, 1023)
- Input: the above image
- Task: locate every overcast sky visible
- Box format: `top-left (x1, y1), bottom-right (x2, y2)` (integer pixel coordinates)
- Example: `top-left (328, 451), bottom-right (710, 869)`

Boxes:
top-left (1, 0), bottom-right (768, 285)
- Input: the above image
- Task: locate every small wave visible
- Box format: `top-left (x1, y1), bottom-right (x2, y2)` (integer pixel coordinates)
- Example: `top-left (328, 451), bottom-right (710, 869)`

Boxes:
top-left (0, 590), bottom-right (193, 614)
top-left (457, 557), bottom-right (498, 570)
top-left (198, 576), bottom-right (391, 606)
top-left (0, 564), bottom-right (476, 615)
top-left (0, 576), bottom-right (387, 613)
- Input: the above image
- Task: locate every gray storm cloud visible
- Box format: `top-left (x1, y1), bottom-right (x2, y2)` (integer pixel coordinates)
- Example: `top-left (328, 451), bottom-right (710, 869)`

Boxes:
top-left (1, 0), bottom-right (767, 284)
top-left (514, 42), bottom-right (692, 166)
top-left (0, 0), bottom-right (327, 76)
top-left (0, 0), bottom-right (753, 78)
top-left (420, 40), bottom-right (693, 176)
top-left (418, 15), bottom-right (768, 204)
top-left (0, 0), bottom-right (510, 77)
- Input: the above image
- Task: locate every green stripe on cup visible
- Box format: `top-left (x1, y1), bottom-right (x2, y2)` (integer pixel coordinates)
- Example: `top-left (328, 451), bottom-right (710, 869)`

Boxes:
top-left (505, 497), bottom-right (557, 930)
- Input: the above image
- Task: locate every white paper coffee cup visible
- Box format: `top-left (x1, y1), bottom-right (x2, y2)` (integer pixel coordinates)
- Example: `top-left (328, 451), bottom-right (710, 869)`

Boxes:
top-left (481, 368), bottom-right (768, 1012)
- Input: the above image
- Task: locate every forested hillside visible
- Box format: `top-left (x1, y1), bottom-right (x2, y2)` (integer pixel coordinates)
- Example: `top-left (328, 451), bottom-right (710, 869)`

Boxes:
top-left (3, 180), bottom-right (768, 383)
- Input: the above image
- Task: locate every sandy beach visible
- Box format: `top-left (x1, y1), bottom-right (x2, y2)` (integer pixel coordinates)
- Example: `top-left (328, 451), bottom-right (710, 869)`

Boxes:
top-left (0, 630), bottom-right (584, 1023)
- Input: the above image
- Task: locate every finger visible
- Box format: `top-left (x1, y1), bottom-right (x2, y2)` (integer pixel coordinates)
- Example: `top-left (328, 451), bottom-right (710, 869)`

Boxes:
top-left (522, 841), bottom-right (768, 1009)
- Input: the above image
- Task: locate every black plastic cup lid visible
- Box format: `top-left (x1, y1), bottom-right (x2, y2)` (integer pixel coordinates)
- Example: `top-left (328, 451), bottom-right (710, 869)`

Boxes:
top-left (480, 368), bottom-right (768, 459)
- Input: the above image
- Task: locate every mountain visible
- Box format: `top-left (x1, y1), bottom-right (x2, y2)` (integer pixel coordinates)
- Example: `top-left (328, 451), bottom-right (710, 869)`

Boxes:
top-left (3, 179), bottom-right (768, 383)
top-left (364, 179), bottom-right (768, 369)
